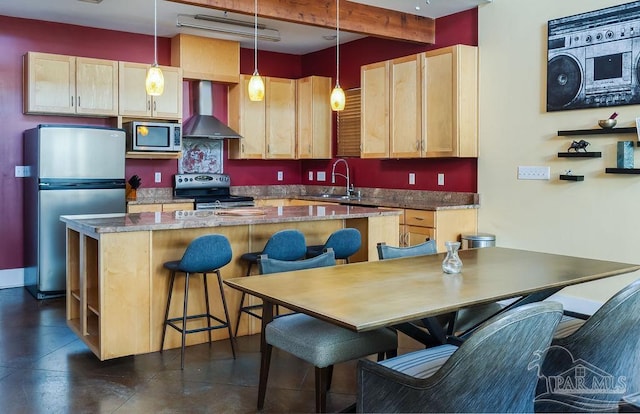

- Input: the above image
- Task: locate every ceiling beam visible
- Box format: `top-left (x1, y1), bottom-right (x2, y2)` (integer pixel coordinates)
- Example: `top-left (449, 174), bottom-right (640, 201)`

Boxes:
top-left (168, 0), bottom-right (435, 44)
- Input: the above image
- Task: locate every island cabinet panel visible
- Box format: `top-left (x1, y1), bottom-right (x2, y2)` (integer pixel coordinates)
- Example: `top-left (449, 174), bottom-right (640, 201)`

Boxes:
top-left (24, 52), bottom-right (118, 116)
top-left (63, 206), bottom-right (401, 359)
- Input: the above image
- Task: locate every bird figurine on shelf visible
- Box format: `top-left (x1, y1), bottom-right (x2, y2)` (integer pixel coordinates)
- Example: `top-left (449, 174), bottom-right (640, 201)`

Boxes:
top-left (126, 175), bottom-right (141, 200)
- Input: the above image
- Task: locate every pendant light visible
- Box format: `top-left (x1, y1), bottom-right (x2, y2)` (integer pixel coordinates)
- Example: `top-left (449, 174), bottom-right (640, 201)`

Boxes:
top-left (145, 0), bottom-right (164, 96)
top-left (248, 0), bottom-right (265, 101)
top-left (330, 0), bottom-right (345, 111)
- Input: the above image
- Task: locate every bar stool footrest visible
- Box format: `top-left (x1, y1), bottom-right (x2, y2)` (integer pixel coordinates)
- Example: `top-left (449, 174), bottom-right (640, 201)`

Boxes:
top-left (166, 313), bottom-right (231, 335)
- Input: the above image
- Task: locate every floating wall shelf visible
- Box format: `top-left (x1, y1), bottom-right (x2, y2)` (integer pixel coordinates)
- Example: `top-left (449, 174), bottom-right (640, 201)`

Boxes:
top-left (559, 174), bottom-right (584, 181)
top-left (557, 127), bottom-right (637, 136)
top-left (605, 168), bottom-right (640, 174)
top-left (557, 152), bottom-right (602, 158)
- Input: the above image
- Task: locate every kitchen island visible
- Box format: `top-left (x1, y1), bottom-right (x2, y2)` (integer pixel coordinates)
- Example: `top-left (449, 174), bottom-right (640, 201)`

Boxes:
top-left (61, 205), bottom-right (400, 360)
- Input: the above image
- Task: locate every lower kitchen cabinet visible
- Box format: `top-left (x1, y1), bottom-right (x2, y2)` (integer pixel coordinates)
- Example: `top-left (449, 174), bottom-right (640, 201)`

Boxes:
top-left (403, 208), bottom-right (477, 252)
top-left (127, 202), bottom-right (193, 213)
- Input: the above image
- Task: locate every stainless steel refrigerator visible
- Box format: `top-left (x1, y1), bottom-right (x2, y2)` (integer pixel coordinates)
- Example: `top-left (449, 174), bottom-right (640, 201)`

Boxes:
top-left (24, 124), bottom-right (126, 299)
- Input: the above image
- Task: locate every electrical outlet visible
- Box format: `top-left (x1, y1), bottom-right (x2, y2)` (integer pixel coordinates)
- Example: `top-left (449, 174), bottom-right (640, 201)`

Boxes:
top-left (409, 173), bottom-right (416, 185)
top-left (317, 171), bottom-right (326, 182)
top-left (438, 173), bottom-right (445, 186)
top-left (308, 171), bottom-right (314, 181)
top-left (154, 172), bottom-right (161, 183)
top-left (15, 165), bottom-right (30, 177)
top-left (277, 171), bottom-right (284, 181)
top-left (517, 166), bottom-right (550, 180)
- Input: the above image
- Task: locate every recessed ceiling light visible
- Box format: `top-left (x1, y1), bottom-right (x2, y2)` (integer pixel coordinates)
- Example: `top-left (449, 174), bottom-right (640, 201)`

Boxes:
top-left (323, 34), bottom-right (337, 41)
top-left (78, 0), bottom-right (104, 4)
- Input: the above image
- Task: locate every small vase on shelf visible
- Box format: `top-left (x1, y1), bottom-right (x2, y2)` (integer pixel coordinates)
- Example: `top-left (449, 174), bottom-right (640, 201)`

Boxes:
top-left (442, 241), bottom-right (463, 274)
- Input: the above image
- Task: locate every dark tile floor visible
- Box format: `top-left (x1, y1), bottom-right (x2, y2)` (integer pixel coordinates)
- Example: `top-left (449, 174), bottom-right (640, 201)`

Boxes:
top-left (0, 287), bottom-right (421, 413)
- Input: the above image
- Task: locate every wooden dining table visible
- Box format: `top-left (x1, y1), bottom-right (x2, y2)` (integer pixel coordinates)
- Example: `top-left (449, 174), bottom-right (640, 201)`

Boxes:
top-left (225, 246), bottom-right (640, 409)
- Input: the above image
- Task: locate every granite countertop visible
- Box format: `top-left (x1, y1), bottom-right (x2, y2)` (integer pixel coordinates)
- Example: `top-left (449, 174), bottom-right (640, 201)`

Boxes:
top-left (61, 205), bottom-right (401, 234)
top-left (234, 185), bottom-right (480, 211)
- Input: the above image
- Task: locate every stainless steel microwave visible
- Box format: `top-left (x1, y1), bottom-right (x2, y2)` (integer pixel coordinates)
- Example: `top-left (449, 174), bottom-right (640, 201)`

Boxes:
top-left (124, 121), bottom-right (182, 152)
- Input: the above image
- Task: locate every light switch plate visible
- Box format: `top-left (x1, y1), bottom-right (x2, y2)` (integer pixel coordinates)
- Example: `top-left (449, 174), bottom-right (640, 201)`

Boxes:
top-left (437, 173), bottom-right (445, 186)
top-left (277, 171), bottom-right (284, 181)
top-left (154, 172), bottom-right (162, 183)
top-left (15, 165), bottom-right (30, 177)
top-left (409, 173), bottom-right (416, 185)
top-left (518, 166), bottom-right (550, 180)
top-left (317, 171), bottom-right (326, 181)
top-left (308, 171), bottom-right (314, 181)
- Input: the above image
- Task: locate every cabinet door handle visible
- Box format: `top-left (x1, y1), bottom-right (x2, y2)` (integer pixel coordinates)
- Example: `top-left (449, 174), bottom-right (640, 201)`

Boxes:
top-left (77, 96), bottom-right (80, 107)
top-left (71, 96), bottom-right (74, 107)
top-left (147, 100), bottom-right (151, 111)
top-left (153, 101), bottom-right (157, 112)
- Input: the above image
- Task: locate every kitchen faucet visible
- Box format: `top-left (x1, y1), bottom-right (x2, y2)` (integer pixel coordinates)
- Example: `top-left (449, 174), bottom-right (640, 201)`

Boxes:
top-left (331, 158), bottom-right (351, 197)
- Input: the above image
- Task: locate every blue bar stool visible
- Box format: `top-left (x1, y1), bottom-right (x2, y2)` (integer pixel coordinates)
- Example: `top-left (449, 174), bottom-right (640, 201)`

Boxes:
top-left (234, 229), bottom-right (307, 337)
top-left (306, 228), bottom-right (361, 263)
top-left (161, 234), bottom-right (236, 369)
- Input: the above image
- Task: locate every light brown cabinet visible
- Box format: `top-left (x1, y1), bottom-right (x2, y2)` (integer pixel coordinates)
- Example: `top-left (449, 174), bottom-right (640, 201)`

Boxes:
top-left (118, 61), bottom-right (183, 120)
top-left (171, 34), bottom-right (239, 83)
top-left (228, 75), bottom-right (296, 160)
top-left (423, 45), bottom-right (478, 157)
top-left (403, 208), bottom-right (477, 252)
top-left (296, 76), bottom-right (332, 159)
top-left (24, 52), bottom-right (118, 116)
top-left (127, 202), bottom-right (193, 213)
top-left (360, 45), bottom-right (478, 159)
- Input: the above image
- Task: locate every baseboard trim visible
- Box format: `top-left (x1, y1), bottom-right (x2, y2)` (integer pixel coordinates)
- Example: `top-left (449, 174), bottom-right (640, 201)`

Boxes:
top-left (0, 268), bottom-right (25, 289)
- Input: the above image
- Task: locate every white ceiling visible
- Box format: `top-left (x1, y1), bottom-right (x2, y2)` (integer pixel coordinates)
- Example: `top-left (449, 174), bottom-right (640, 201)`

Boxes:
top-left (0, 0), bottom-right (491, 55)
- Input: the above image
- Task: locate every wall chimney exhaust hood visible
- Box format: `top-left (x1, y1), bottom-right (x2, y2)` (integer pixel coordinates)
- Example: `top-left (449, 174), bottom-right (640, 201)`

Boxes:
top-left (182, 80), bottom-right (243, 139)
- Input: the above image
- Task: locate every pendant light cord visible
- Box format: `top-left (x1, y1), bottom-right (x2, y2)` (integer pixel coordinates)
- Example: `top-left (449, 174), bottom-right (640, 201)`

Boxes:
top-left (254, 0), bottom-right (258, 74)
top-left (153, 0), bottom-right (158, 65)
top-left (335, 0), bottom-right (340, 87)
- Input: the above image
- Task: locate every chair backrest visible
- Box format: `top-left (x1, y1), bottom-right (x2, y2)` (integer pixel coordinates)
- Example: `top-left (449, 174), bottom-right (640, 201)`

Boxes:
top-left (377, 239), bottom-right (437, 260)
top-left (535, 279), bottom-right (640, 412)
top-left (179, 234), bottom-right (232, 272)
top-left (261, 229), bottom-right (307, 261)
top-left (358, 301), bottom-right (563, 413)
top-left (324, 228), bottom-right (361, 260)
top-left (259, 248), bottom-right (336, 275)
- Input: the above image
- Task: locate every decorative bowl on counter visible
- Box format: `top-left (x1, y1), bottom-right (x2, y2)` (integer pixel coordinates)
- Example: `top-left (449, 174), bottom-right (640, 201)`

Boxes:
top-left (598, 119), bottom-right (617, 129)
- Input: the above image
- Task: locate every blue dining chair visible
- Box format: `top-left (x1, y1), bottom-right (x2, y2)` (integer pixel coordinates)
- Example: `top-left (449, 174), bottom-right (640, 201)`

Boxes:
top-left (535, 279), bottom-right (640, 412)
top-left (257, 249), bottom-right (398, 413)
top-left (357, 302), bottom-right (563, 413)
top-left (235, 229), bottom-right (307, 337)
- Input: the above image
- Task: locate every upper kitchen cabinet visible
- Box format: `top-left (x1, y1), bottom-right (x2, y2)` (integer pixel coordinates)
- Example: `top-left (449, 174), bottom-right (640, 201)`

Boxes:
top-left (265, 77), bottom-right (297, 159)
top-left (228, 75), bottom-right (296, 160)
top-left (296, 76), bottom-right (332, 159)
top-left (361, 60), bottom-right (390, 158)
top-left (360, 45), bottom-right (478, 159)
top-left (118, 62), bottom-right (183, 120)
top-left (228, 75), bottom-right (267, 159)
top-left (422, 45), bottom-right (478, 157)
top-left (171, 34), bottom-right (239, 84)
top-left (361, 55), bottom-right (422, 158)
top-left (24, 52), bottom-right (118, 116)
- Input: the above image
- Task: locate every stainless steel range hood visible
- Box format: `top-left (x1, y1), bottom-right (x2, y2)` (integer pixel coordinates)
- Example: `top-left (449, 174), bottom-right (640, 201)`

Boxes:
top-left (182, 80), bottom-right (243, 139)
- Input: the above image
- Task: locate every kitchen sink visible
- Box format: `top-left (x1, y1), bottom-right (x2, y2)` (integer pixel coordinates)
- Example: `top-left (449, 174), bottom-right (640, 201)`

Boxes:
top-left (315, 193), bottom-right (357, 200)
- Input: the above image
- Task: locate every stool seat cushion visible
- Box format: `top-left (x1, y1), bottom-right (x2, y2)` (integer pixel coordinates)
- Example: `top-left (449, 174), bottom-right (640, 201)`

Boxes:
top-left (240, 252), bottom-right (260, 263)
top-left (266, 313), bottom-right (397, 368)
top-left (378, 344), bottom-right (458, 379)
top-left (164, 234), bottom-right (232, 273)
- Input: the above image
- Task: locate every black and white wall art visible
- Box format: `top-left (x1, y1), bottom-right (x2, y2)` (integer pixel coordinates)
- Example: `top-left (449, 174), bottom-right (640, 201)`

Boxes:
top-left (547, 1), bottom-right (640, 111)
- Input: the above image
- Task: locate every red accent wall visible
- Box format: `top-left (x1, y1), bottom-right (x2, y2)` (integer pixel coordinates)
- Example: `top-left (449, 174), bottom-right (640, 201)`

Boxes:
top-left (0, 9), bottom-right (477, 271)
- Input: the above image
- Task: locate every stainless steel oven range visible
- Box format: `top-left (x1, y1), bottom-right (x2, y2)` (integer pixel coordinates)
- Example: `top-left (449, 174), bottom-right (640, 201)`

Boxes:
top-left (173, 173), bottom-right (254, 210)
